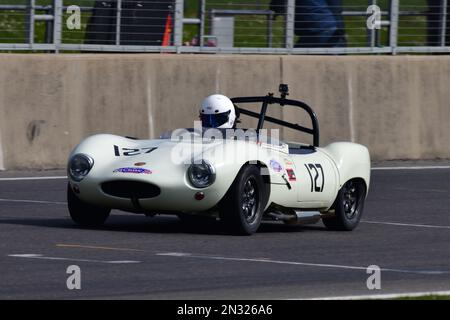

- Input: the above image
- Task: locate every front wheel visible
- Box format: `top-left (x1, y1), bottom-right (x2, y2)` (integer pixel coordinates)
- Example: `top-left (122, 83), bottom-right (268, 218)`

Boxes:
top-left (219, 165), bottom-right (267, 235)
top-left (67, 183), bottom-right (110, 227)
top-left (322, 179), bottom-right (366, 231)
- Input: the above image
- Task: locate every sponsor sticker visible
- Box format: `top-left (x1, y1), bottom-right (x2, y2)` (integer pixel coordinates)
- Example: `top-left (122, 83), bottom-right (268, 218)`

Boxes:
top-left (134, 162), bottom-right (146, 166)
top-left (286, 168), bottom-right (297, 181)
top-left (269, 159), bottom-right (283, 173)
top-left (113, 167), bottom-right (152, 174)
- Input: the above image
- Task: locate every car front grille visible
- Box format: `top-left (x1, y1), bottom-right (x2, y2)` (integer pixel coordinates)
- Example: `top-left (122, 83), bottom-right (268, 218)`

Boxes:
top-left (101, 180), bottom-right (161, 199)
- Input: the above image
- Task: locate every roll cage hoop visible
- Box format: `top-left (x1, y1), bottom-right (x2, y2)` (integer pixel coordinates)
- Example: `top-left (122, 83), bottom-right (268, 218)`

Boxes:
top-left (231, 84), bottom-right (320, 147)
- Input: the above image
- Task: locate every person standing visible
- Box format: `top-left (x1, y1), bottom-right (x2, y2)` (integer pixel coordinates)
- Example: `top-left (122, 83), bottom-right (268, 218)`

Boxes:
top-left (426, 0), bottom-right (450, 46)
top-left (270, 0), bottom-right (347, 47)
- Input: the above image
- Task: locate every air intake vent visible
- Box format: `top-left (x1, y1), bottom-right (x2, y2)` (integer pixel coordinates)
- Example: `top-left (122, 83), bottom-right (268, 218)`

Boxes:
top-left (101, 181), bottom-right (161, 199)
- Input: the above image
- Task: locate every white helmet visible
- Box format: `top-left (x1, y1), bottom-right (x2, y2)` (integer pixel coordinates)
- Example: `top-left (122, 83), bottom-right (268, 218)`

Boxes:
top-left (200, 94), bottom-right (236, 129)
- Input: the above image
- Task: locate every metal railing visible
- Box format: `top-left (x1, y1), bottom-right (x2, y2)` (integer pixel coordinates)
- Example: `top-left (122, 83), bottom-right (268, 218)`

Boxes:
top-left (0, 0), bottom-right (449, 54)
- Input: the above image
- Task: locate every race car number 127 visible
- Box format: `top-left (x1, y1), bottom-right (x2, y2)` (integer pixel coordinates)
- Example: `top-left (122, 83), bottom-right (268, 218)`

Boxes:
top-left (305, 163), bottom-right (325, 192)
top-left (114, 145), bottom-right (157, 157)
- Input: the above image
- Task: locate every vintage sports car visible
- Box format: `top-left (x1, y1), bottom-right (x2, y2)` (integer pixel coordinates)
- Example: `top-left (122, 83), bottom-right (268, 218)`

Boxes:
top-left (67, 85), bottom-right (370, 235)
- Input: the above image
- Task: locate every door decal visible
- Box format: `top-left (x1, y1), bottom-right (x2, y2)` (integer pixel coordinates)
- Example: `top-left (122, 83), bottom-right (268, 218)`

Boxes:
top-left (304, 163), bottom-right (324, 192)
top-left (286, 168), bottom-right (297, 181)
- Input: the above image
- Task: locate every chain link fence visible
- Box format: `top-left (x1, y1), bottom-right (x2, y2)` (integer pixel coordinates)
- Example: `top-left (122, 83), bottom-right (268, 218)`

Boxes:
top-left (0, 0), bottom-right (449, 53)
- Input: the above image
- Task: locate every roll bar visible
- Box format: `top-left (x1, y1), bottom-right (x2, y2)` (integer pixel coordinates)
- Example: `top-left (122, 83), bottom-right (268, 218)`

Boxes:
top-left (231, 85), bottom-right (320, 147)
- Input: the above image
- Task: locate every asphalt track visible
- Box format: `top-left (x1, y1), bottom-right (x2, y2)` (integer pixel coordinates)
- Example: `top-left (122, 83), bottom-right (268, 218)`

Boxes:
top-left (0, 163), bottom-right (450, 299)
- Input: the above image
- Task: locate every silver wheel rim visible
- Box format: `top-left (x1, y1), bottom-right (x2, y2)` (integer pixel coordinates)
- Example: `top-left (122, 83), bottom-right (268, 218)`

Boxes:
top-left (343, 181), bottom-right (359, 220)
top-left (242, 178), bottom-right (258, 223)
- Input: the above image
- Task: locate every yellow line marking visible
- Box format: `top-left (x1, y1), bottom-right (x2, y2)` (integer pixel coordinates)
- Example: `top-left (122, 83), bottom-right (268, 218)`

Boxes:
top-left (56, 244), bottom-right (145, 252)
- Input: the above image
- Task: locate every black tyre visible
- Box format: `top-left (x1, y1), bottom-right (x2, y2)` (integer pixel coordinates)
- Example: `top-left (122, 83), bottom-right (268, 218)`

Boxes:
top-left (219, 165), bottom-right (267, 235)
top-left (67, 183), bottom-right (110, 227)
top-left (322, 179), bottom-right (366, 231)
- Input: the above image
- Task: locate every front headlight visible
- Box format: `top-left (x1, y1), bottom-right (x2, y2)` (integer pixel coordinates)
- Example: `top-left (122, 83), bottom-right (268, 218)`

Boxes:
top-left (188, 160), bottom-right (216, 188)
top-left (68, 154), bottom-right (94, 182)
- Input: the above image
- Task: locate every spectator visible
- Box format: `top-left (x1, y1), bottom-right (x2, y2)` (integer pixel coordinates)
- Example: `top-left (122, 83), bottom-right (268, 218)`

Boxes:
top-left (426, 0), bottom-right (450, 46)
top-left (270, 0), bottom-right (347, 47)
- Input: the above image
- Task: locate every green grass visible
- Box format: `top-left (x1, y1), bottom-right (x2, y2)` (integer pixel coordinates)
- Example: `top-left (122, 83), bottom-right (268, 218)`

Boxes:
top-left (183, 0), bottom-right (287, 47)
top-left (183, 0), bottom-right (430, 48)
top-left (0, 0), bottom-right (433, 50)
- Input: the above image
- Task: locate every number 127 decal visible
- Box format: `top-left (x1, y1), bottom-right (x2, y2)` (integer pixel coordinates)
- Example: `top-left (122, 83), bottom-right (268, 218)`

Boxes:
top-left (304, 163), bottom-right (325, 192)
top-left (114, 145), bottom-right (157, 157)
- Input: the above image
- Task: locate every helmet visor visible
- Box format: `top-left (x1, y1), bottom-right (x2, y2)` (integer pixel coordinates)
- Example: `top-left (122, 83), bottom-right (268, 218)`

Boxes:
top-left (200, 110), bottom-right (231, 128)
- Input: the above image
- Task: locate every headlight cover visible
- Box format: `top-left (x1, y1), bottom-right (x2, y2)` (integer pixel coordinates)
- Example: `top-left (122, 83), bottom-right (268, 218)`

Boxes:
top-left (68, 154), bottom-right (94, 182)
top-left (188, 160), bottom-right (216, 188)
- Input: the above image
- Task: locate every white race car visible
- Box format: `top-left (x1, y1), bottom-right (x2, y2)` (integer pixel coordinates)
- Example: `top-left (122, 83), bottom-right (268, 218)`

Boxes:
top-left (67, 85), bottom-right (370, 235)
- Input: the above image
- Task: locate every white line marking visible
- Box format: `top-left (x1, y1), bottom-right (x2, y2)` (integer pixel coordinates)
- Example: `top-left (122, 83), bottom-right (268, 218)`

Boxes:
top-left (391, 187), bottom-right (447, 193)
top-left (0, 198), bottom-right (67, 205)
top-left (304, 290), bottom-right (450, 300)
top-left (156, 252), bottom-right (449, 275)
top-left (8, 254), bottom-right (140, 264)
top-left (10, 254), bottom-right (40, 258)
top-left (56, 244), bottom-right (145, 252)
top-left (372, 166), bottom-right (450, 170)
top-left (0, 176), bottom-right (67, 181)
top-left (362, 220), bottom-right (450, 229)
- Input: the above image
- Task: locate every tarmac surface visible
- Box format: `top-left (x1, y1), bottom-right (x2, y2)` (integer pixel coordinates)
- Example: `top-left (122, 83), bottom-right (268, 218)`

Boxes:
top-left (0, 163), bottom-right (449, 299)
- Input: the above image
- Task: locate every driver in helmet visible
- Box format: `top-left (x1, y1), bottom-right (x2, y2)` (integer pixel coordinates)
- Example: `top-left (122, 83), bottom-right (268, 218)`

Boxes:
top-left (199, 94), bottom-right (237, 129)
top-left (159, 94), bottom-right (238, 139)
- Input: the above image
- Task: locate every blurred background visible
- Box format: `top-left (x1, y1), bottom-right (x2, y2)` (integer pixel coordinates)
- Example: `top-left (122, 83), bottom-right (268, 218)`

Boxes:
top-left (0, 0), bottom-right (448, 54)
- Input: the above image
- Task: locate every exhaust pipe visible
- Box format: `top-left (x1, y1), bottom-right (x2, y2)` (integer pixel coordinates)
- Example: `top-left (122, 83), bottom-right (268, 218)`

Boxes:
top-left (291, 210), bottom-right (321, 225)
top-left (266, 210), bottom-right (321, 225)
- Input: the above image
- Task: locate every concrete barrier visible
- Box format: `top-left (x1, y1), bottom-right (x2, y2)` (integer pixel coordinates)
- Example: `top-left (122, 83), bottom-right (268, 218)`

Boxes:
top-left (0, 54), bottom-right (449, 169)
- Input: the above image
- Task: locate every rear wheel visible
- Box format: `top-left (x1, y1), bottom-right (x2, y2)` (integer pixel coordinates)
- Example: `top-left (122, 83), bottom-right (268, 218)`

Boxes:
top-left (67, 183), bottom-right (110, 227)
top-left (322, 179), bottom-right (366, 231)
top-left (219, 165), bottom-right (267, 235)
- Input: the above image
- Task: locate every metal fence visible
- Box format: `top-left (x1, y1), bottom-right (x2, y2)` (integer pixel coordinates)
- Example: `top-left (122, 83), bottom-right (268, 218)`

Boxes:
top-left (0, 0), bottom-right (449, 54)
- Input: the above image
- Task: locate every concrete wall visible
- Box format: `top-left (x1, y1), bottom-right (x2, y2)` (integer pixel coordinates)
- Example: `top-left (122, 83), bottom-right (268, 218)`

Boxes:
top-left (0, 54), bottom-right (449, 169)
